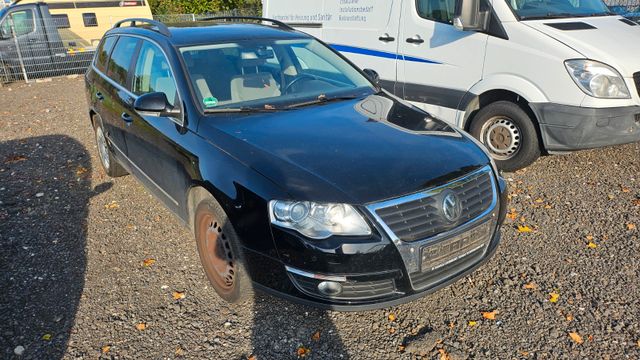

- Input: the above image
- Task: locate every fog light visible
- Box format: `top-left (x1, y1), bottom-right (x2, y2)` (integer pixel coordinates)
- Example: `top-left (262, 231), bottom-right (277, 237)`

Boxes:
top-left (317, 281), bottom-right (343, 296)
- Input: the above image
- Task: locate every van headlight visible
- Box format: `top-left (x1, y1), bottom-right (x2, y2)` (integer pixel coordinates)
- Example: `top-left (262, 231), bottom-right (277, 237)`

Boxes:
top-left (269, 200), bottom-right (371, 239)
top-left (565, 60), bottom-right (630, 99)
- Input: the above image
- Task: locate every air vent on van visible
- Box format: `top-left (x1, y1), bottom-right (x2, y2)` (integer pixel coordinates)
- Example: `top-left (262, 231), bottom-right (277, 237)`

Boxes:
top-left (619, 18), bottom-right (638, 26)
top-left (545, 22), bottom-right (596, 30)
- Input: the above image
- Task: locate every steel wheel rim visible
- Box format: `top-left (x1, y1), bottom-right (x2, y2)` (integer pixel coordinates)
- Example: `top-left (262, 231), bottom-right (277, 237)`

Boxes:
top-left (480, 116), bottom-right (521, 160)
top-left (198, 212), bottom-right (236, 293)
top-left (96, 126), bottom-right (110, 170)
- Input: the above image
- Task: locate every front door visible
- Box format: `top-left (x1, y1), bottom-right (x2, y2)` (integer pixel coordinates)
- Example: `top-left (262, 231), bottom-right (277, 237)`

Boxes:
top-left (398, 0), bottom-right (488, 124)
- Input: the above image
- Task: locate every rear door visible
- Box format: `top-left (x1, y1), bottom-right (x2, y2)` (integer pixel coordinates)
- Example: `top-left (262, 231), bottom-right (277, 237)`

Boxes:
top-left (398, 0), bottom-right (488, 123)
top-left (123, 39), bottom-right (189, 213)
top-left (101, 35), bottom-right (140, 156)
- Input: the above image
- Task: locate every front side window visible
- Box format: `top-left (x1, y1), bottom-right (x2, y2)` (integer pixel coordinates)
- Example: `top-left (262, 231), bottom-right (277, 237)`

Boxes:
top-left (133, 41), bottom-right (177, 107)
top-left (180, 38), bottom-right (375, 111)
top-left (416, 0), bottom-right (456, 24)
top-left (1, 9), bottom-right (35, 36)
top-left (507, 0), bottom-right (612, 19)
top-left (94, 36), bottom-right (116, 73)
top-left (106, 36), bottom-right (139, 88)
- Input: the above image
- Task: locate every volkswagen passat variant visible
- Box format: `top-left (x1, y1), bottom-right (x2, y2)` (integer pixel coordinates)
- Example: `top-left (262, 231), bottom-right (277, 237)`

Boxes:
top-left (85, 17), bottom-right (508, 310)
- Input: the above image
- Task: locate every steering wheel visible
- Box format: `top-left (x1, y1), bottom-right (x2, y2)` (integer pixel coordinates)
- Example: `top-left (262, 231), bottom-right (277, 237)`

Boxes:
top-left (284, 74), bottom-right (317, 94)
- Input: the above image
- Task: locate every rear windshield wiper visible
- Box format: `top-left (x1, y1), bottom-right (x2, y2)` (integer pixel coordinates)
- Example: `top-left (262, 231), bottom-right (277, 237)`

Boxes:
top-left (287, 93), bottom-right (365, 109)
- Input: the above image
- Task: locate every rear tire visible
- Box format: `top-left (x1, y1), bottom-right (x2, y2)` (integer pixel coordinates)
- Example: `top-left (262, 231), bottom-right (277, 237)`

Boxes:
top-left (469, 101), bottom-right (541, 172)
top-left (194, 196), bottom-right (253, 303)
top-left (93, 118), bottom-right (128, 177)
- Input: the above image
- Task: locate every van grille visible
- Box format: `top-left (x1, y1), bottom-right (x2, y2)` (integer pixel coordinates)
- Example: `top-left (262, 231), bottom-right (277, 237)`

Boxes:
top-left (373, 169), bottom-right (494, 242)
top-left (634, 72), bottom-right (640, 98)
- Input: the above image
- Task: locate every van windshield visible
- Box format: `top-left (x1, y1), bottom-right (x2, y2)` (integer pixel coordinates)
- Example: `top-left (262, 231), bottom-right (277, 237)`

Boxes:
top-left (179, 38), bottom-right (376, 112)
top-left (507, 0), bottom-right (613, 20)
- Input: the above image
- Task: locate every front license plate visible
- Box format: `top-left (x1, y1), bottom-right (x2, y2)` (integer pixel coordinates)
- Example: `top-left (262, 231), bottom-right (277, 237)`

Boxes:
top-left (420, 221), bottom-right (492, 272)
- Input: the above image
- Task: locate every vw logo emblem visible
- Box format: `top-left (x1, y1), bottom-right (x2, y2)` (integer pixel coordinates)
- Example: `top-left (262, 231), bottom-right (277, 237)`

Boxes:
top-left (442, 192), bottom-right (462, 222)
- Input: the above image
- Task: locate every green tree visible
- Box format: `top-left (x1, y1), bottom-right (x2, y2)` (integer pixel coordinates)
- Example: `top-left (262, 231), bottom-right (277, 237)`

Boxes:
top-left (148, 0), bottom-right (262, 15)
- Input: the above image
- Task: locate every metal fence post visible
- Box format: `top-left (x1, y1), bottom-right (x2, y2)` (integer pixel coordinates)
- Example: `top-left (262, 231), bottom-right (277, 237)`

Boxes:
top-left (11, 24), bottom-right (29, 83)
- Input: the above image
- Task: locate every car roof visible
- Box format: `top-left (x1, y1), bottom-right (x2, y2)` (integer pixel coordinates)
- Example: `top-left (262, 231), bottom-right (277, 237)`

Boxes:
top-left (107, 21), bottom-right (311, 47)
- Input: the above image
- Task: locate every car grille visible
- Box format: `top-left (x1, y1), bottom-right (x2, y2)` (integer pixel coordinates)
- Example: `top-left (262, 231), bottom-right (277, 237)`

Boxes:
top-left (288, 273), bottom-right (397, 301)
top-left (634, 72), bottom-right (640, 98)
top-left (373, 169), bottom-right (494, 242)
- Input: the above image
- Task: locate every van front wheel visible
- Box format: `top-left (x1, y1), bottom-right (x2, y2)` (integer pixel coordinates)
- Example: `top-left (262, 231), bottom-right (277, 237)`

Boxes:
top-left (469, 101), bottom-right (540, 172)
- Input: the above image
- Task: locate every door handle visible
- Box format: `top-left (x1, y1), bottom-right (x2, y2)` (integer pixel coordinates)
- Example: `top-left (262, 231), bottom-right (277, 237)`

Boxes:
top-left (406, 37), bottom-right (424, 44)
top-left (95, 92), bottom-right (104, 101)
top-left (378, 35), bottom-right (395, 42)
top-left (121, 112), bottom-right (133, 123)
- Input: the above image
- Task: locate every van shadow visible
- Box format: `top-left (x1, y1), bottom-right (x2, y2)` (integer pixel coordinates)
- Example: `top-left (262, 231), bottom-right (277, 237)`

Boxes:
top-left (0, 135), bottom-right (110, 359)
top-left (250, 293), bottom-right (351, 360)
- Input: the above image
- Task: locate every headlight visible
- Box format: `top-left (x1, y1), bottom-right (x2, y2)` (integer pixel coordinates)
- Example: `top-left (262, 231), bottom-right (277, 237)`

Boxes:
top-left (564, 59), bottom-right (630, 99)
top-left (269, 200), bottom-right (371, 239)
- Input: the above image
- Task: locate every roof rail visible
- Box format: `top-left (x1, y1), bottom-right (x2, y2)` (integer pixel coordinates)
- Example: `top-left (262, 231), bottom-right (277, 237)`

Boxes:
top-left (112, 18), bottom-right (171, 37)
top-left (197, 16), bottom-right (294, 31)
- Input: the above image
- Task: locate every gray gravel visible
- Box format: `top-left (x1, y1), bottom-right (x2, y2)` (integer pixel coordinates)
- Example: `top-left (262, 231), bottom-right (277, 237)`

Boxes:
top-left (1, 77), bottom-right (639, 360)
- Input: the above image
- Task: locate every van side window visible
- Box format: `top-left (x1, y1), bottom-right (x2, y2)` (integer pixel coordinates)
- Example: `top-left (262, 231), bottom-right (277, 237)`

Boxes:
top-left (82, 13), bottom-right (98, 27)
top-left (2, 10), bottom-right (35, 36)
top-left (416, 0), bottom-right (455, 24)
top-left (94, 36), bottom-right (116, 73)
top-left (106, 36), bottom-right (140, 88)
top-left (132, 41), bottom-right (178, 107)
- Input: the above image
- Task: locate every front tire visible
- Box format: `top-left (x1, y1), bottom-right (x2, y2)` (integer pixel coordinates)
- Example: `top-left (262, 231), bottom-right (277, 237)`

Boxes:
top-left (194, 197), bottom-right (253, 303)
top-left (469, 101), bottom-right (541, 172)
top-left (93, 119), bottom-right (128, 177)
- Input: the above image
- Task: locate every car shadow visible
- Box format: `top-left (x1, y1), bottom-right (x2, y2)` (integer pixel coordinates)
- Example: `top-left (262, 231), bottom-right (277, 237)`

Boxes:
top-left (0, 135), bottom-right (110, 359)
top-left (250, 292), bottom-right (351, 360)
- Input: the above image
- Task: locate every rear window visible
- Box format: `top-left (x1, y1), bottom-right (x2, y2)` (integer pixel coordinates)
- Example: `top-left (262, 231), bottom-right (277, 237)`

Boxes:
top-left (106, 36), bottom-right (140, 88)
top-left (94, 36), bottom-right (116, 73)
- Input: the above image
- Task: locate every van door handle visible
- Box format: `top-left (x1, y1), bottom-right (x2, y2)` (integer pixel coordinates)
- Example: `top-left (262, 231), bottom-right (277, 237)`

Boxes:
top-left (121, 112), bottom-right (133, 123)
top-left (95, 92), bottom-right (104, 101)
top-left (406, 37), bottom-right (424, 44)
top-left (378, 35), bottom-right (395, 42)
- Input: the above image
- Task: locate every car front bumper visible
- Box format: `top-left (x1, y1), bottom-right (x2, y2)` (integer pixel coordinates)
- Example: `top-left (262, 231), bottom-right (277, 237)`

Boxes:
top-left (530, 103), bottom-right (640, 152)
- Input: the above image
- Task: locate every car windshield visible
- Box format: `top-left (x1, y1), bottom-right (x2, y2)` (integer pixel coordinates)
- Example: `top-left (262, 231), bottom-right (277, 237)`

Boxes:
top-left (179, 38), bottom-right (376, 112)
top-left (507, 0), bottom-right (613, 19)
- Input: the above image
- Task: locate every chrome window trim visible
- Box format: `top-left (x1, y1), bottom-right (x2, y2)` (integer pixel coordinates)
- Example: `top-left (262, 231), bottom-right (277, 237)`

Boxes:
top-left (285, 265), bottom-right (347, 282)
top-left (92, 34), bottom-right (185, 127)
top-left (365, 165), bottom-right (498, 286)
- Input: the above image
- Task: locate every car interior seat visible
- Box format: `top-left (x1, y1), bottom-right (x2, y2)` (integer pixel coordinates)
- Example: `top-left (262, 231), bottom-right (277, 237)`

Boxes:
top-left (230, 51), bottom-right (281, 103)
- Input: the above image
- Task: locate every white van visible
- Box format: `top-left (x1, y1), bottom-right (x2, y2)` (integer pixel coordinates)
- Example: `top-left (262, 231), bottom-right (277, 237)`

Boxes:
top-left (263, 0), bottom-right (640, 170)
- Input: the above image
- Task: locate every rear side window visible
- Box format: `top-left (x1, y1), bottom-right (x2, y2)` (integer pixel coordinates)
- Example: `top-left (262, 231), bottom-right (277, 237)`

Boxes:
top-left (416, 0), bottom-right (455, 24)
top-left (51, 14), bottom-right (70, 29)
top-left (107, 36), bottom-right (140, 88)
top-left (94, 36), bottom-right (116, 73)
top-left (132, 41), bottom-right (178, 107)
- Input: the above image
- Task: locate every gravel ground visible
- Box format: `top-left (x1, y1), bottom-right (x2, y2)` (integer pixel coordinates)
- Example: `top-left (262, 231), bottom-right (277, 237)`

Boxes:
top-left (0, 77), bottom-right (639, 360)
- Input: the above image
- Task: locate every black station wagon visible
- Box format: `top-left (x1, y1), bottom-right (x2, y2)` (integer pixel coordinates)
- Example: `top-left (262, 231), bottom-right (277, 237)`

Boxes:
top-left (85, 17), bottom-right (508, 310)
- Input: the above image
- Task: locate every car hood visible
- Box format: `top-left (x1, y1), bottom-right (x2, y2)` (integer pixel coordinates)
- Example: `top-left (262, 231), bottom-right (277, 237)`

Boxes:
top-left (523, 16), bottom-right (640, 76)
top-left (199, 93), bottom-right (489, 205)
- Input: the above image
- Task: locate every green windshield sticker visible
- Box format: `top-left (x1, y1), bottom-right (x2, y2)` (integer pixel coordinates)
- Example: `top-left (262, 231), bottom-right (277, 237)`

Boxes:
top-left (203, 97), bottom-right (218, 108)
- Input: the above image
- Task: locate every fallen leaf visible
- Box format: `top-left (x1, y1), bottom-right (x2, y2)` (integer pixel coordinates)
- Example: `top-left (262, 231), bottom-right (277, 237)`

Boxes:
top-left (518, 225), bottom-right (533, 233)
top-left (311, 331), bottom-right (320, 341)
top-left (586, 235), bottom-right (594, 241)
top-left (4, 155), bottom-right (27, 164)
top-left (520, 350), bottom-right (529, 357)
top-left (296, 346), bottom-right (311, 358)
top-left (506, 209), bottom-right (518, 221)
top-left (482, 310), bottom-right (498, 320)
top-left (42, 333), bottom-right (52, 341)
top-left (142, 258), bottom-right (156, 267)
top-left (76, 166), bottom-right (88, 176)
top-left (136, 322), bottom-right (146, 331)
top-left (549, 292), bottom-right (560, 303)
top-left (397, 345), bottom-right (405, 352)
top-left (448, 321), bottom-right (455, 329)
top-left (172, 291), bottom-right (186, 300)
top-left (388, 328), bottom-right (396, 334)
top-left (247, 355), bottom-right (257, 360)
top-left (627, 223), bottom-right (637, 230)
top-left (101, 345), bottom-right (110, 353)
top-left (104, 201), bottom-right (119, 209)
top-left (388, 313), bottom-right (396, 322)
top-left (523, 282), bottom-right (537, 290)
top-left (438, 348), bottom-right (451, 360)
top-left (566, 314), bottom-right (574, 321)
top-left (587, 242), bottom-right (597, 249)
top-left (633, 199), bottom-right (640, 206)
top-left (569, 332), bottom-right (583, 344)
top-left (544, 204), bottom-right (552, 209)
top-left (588, 335), bottom-right (593, 342)
top-left (468, 320), bottom-right (477, 326)
top-left (637, 339), bottom-right (640, 348)
top-left (534, 198), bottom-right (544, 203)
top-left (175, 347), bottom-right (184, 356)
top-left (622, 187), bottom-right (631, 193)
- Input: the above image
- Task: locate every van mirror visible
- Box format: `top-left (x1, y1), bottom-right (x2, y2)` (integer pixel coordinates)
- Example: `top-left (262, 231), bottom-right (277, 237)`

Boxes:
top-left (453, 0), bottom-right (489, 31)
top-left (134, 92), bottom-right (181, 118)
top-left (362, 68), bottom-right (380, 86)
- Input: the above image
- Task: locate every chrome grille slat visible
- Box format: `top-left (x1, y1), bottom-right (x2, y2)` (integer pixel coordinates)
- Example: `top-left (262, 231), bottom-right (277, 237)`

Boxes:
top-left (373, 169), bottom-right (494, 242)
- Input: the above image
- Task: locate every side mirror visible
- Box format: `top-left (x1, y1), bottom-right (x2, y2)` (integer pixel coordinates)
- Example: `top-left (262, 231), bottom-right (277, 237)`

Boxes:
top-left (362, 68), bottom-right (380, 86)
top-left (453, 0), bottom-right (489, 31)
top-left (134, 92), bottom-right (180, 118)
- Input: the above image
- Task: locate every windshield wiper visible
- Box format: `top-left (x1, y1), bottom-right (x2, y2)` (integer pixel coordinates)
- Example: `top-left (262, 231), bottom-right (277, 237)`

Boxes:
top-left (287, 93), bottom-right (365, 109)
top-left (520, 12), bottom-right (574, 20)
top-left (204, 106), bottom-right (288, 114)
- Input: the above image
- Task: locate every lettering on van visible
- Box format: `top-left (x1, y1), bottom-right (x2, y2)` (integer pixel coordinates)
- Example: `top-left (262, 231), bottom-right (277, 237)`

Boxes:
top-left (270, 0), bottom-right (375, 24)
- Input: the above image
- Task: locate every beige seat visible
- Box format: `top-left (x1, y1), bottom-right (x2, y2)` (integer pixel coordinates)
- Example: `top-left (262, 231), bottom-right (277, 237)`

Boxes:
top-left (230, 72), bottom-right (281, 103)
